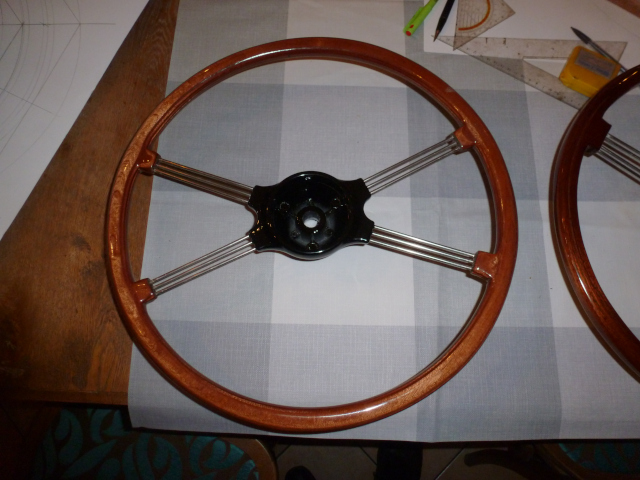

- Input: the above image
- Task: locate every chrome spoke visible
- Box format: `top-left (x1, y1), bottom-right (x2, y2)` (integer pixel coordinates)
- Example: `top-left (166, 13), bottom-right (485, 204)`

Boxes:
top-left (154, 157), bottom-right (253, 204)
top-left (595, 134), bottom-right (640, 184)
top-left (150, 236), bottom-right (255, 296)
top-left (368, 226), bottom-right (475, 272)
top-left (363, 134), bottom-right (462, 194)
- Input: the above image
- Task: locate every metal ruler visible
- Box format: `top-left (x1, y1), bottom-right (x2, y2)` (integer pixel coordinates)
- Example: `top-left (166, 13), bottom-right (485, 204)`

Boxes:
top-left (438, 36), bottom-right (627, 108)
top-left (454, 0), bottom-right (515, 50)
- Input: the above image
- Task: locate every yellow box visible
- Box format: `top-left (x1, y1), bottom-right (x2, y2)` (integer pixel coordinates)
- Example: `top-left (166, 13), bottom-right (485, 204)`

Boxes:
top-left (559, 46), bottom-right (621, 97)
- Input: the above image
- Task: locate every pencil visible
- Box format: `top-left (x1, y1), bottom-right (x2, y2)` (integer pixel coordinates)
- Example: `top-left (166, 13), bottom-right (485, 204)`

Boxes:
top-left (434, 0), bottom-right (455, 41)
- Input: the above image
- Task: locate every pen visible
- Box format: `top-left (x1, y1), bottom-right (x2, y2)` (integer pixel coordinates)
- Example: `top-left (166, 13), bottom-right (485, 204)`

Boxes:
top-left (434, 0), bottom-right (455, 42)
top-left (571, 27), bottom-right (628, 73)
top-left (404, 0), bottom-right (440, 37)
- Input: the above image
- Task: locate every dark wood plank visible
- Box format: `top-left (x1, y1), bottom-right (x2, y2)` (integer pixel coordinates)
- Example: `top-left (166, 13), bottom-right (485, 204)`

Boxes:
top-left (0, 0), bottom-right (179, 404)
top-left (607, 0), bottom-right (640, 18)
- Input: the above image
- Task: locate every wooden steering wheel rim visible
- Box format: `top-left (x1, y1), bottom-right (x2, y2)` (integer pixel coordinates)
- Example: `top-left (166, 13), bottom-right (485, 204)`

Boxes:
top-left (106, 38), bottom-right (518, 433)
top-left (551, 66), bottom-right (640, 378)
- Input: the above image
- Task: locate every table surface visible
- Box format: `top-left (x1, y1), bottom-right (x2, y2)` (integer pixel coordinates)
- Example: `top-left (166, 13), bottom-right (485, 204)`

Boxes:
top-left (1, 0), bottom-right (639, 413)
top-left (0, 0), bottom-right (179, 404)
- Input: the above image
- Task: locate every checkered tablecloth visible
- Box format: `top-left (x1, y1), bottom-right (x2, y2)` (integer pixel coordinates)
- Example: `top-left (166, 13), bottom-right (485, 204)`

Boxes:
top-left (128, 0), bottom-right (640, 441)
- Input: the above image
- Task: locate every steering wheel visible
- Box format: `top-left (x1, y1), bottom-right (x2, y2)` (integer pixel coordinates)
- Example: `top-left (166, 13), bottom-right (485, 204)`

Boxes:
top-left (551, 66), bottom-right (640, 379)
top-left (106, 38), bottom-right (518, 433)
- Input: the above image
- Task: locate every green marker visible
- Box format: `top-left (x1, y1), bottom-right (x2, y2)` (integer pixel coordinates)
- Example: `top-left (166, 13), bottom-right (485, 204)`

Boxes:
top-left (403, 0), bottom-right (439, 37)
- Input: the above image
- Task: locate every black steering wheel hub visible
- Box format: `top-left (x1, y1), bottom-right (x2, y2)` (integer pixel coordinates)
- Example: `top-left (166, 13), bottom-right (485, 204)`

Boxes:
top-left (248, 171), bottom-right (374, 259)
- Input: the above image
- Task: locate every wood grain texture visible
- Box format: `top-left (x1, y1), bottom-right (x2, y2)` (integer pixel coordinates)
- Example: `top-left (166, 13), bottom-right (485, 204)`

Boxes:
top-left (0, 0), bottom-right (179, 404)
top-left (607, 0), bottom-right (640, 18)
top-left (107, 38), bottom-right (518, 433)
top-left (551, 66), bottom-right (640, 380)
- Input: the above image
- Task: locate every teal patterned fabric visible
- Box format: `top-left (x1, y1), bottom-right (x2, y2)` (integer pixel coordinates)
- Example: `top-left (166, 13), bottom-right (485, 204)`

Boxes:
top-left (560, 441), bottom-right (640, 474)
top-left (31, 408), bottom-right (260, 480)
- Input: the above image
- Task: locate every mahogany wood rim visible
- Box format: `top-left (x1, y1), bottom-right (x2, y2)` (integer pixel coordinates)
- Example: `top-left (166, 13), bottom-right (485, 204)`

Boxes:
top-left (106, 38), bottom-right (518, 432)
top-left (551, 66), bottom-right (640, 378)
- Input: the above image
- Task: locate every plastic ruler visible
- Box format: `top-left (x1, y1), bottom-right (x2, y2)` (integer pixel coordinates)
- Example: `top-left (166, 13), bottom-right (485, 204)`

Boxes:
top-left (454, 0), bottom-right (515, 49)
top-left (438, 36), bottom-right (627, 108)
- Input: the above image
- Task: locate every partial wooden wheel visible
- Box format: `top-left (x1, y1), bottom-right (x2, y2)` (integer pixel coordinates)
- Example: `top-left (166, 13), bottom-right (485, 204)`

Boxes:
top-left (106, 38), bottom-right (518, 433)
top-left (552, 66), bottom-right (640, 378)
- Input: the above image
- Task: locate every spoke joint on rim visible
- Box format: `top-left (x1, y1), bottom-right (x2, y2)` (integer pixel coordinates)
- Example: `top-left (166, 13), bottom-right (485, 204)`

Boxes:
top-left (152, 157), bottom-right (253, 204)
top-left (369, 225), bottom-right (475, 272)
top-left (149, 235), bottom-right (256, 296)
top-left (596, 135), bottom-right (640, 184)
top-left (363, 133), bottom-right (462, 195)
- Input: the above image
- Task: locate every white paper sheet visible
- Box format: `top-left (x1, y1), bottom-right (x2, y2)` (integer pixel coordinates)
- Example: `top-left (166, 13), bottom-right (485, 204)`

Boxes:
top-left (0, 0), bottom-right (149, 240)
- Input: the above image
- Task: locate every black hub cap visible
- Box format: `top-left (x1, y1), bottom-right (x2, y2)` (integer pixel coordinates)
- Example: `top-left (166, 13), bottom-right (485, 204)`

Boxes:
top-left (248, 172), bottom-right (374, 259)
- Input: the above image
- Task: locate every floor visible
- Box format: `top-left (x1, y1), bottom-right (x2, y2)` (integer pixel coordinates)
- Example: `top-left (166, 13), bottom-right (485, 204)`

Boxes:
top-left (271, 442), bottom-right (531, 480)
top-left (0, 401), bottom-right (61, 479)
top-left (0, 401), bottom-right (539, 479)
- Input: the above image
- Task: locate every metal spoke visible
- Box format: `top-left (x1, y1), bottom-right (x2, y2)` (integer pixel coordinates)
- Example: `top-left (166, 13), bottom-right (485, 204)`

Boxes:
top-left (364, 134), bottom-right (462, 194)
top-left (368, 226), bottom-right (475, 272)
top-left (595, 134), bottom-right (640, 184)
top-left (153, 157), bottom-right (253, 204)
top-left (150, 236), bottom-right (255, 296)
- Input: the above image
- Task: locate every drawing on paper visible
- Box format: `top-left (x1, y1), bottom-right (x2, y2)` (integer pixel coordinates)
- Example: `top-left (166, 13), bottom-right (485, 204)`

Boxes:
top-left (0, 0), bottom-right (90, 173)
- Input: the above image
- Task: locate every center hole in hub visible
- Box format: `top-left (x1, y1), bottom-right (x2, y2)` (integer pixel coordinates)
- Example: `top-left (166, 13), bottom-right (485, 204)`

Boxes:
top-left (302, 210), bottom-right (321, 229)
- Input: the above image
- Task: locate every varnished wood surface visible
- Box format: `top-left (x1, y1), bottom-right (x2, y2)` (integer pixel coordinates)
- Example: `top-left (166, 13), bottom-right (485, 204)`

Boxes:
top-left (107, 38), bottom-right (518, 433)
top-left (0, 0), bottom-right (179, 404)
top-left (551, 66), bottom-right (640, 380)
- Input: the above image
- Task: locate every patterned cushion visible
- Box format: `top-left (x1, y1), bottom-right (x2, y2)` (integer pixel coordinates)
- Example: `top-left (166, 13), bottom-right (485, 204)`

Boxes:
top-left (31, 408), bottom-right (262, 480)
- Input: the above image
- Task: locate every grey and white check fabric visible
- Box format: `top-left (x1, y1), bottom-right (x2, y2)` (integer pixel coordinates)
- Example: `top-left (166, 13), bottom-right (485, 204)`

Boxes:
top-left (128, 0), bottom-right (640, 441)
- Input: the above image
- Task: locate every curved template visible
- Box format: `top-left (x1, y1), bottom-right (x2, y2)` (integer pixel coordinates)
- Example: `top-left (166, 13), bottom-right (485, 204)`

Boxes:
top-left (0, 0), bottom-right (147, 239)
top-left (457, 0), bottom-right (491, 31)
top-left (453, 0), bottom-right (514, 49)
